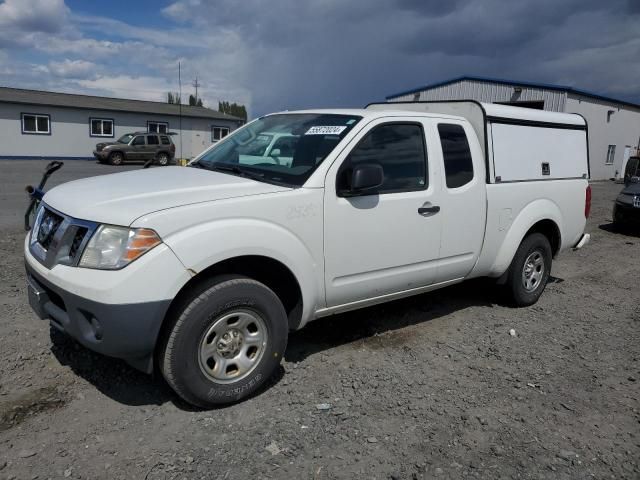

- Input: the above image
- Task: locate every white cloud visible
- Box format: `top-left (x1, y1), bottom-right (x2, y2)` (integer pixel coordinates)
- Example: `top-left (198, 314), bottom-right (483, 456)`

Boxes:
top-left (47, 59), bottom-right (97, 78)
top-left (0, 0), bottom-right (68, 33)
top-left (76, 75), bottom-right (177, 102)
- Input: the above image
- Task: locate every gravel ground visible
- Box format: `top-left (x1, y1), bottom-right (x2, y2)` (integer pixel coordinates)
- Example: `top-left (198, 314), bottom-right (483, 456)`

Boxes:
top-left (0, 160), bottom-right (638, 480)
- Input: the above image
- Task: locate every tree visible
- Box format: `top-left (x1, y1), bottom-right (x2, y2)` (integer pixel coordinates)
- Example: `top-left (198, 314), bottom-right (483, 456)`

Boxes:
top-left (167, 92), bottom-right (181, 104)
top-left (218, 100), bottom-right (247, 121)
top-left (188, 94), bottom-right (204, 107)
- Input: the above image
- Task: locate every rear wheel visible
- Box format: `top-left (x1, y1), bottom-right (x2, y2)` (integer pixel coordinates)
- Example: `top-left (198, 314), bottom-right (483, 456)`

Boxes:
top-left (160, 276), bottom-right (288, 408)
top-left (506, 233), bottom-right (552, 307)
top-left (157, 152), bottom-right (170, 166)
top-left (109, 152), bottom-right (124, 165)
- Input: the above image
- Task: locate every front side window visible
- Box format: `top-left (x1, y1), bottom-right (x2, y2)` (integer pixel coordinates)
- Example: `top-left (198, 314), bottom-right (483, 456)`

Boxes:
top-left (438, 123), bottom-right (474, 188)
top-left (337, 123), bottom-right (427, 195)
top-left (148, 121), bottom-right (168, 134)
top-left (195, 113), bottom-right (362, 187)
top-left (132, 136), bottom-right (145, 146)
top-left (90, 118), bottom-right (114, 137)
top-left (212, 126), bottom-right (230, 142)
top-left (605, 145), bottom-right (616, 165)
top-left (22, 113), bottom-right (50, 134)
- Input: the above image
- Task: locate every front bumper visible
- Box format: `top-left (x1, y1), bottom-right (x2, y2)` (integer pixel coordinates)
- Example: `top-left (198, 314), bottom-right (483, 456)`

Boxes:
top-left (93, 150), bottom-right (109, 160)
top-left (25, 235), bottom-right (190, 373)
top-left (26, 264), bottom-right (170, 372)
top-left (614, 201), bottom-right (640, 225)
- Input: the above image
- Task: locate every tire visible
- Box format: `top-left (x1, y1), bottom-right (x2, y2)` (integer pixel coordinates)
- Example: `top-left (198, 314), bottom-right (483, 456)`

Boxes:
top-left (157, 152), bottom-right (170, 166)
top-left (506, 233), bottom-right (552, 307)
top-left (109, 152), bottom-right (124, 165)
top-left (160, 276), bottom-right (288, 408)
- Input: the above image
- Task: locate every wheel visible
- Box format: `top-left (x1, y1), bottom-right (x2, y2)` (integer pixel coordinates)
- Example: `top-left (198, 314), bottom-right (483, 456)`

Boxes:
top-left (109, 152), bottom-right (124, 165)
top-left (506, 233), bottom-right (552, 307)
top-left (157, 152), bottom-right (170, 166)
top-left (160, 276), bottom-right (288, 408)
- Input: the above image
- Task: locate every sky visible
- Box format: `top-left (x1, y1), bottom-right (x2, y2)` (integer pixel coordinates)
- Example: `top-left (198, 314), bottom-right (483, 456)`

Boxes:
top-left (0, 0), bottom-right (638, 118)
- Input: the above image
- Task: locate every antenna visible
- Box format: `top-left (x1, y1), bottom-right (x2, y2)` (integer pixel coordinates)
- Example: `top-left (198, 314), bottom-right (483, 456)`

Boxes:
top-left (178, 62), bottom-right (183, 161)
top-left (192, 76), bottom-right (201, 103)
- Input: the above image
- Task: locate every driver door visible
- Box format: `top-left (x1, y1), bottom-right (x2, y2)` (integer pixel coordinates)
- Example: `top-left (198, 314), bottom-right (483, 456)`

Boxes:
top-left (129, 135), bottom-right (146, 160)
top-left (323, 118), bottom-right (443, 307)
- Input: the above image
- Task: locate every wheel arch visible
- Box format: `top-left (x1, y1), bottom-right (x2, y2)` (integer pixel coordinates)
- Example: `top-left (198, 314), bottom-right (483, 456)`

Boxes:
top-left (489, 199), bottom-right (563, 277)
top-left (155, 254), bottom-right (304, 363)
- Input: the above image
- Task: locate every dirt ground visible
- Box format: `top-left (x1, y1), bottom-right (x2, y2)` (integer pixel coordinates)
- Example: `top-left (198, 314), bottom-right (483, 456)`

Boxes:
top-left (0, 160), bottom-right (638, 480)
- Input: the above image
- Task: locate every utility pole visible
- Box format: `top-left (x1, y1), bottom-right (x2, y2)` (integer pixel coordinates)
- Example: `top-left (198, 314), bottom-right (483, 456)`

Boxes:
top-left (192, 76), bottom-right (201, 103)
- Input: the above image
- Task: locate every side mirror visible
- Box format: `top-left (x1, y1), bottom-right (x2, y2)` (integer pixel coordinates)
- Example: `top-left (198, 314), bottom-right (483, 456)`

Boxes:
top-left (350, 163), bottom-right (384, 193)
top-left (269, 148), bottom-right (281, 157)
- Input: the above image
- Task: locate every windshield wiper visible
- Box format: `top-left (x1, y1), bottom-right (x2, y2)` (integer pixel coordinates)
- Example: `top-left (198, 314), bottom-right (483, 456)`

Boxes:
top-left (208, 164), bottom-right (265, 181)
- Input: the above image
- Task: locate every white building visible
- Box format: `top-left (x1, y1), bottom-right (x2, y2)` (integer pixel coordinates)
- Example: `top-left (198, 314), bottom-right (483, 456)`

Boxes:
top-left (386, 76), bottom-right (640, 180)
top-left (0, 87), bottom-right (244, 161)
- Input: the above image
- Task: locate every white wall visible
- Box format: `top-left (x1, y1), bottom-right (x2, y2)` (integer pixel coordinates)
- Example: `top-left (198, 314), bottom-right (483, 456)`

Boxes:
top-left (0, 102), bottom-right (239, 160)
top-left (565, 94), bottom-right (640, 180)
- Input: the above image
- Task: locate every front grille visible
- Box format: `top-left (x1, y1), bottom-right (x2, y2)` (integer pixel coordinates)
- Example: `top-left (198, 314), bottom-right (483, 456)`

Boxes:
top-left (69, 227), bottom-right (88, 260)
top-left (30, 204), bottom-right (97, 269)
top-left (36, 209), bottom-right (63, 250)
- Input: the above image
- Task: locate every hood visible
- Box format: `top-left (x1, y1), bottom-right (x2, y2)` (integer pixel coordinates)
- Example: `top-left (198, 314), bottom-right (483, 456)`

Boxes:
top-left (43, 166), bottom-right (290, 225)
top-left (620, 182), bottom-right (640, 195)
top-left (95, 141), bottom-right (120, 150)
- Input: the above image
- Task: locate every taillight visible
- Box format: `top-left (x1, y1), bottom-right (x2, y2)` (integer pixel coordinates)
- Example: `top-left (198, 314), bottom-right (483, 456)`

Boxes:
top-left (585, 185), bottom-right (592, 218)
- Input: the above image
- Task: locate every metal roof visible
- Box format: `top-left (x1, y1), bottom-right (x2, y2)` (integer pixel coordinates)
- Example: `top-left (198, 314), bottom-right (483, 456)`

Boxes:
top-left (386, 75), bottom-right (640, 110)
top-left (0, 86), bottom-right (243, 122)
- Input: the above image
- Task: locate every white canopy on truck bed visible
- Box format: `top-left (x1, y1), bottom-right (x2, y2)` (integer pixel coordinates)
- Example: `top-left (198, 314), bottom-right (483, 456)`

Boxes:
top-left (366, 101), bottom-right (589, 183)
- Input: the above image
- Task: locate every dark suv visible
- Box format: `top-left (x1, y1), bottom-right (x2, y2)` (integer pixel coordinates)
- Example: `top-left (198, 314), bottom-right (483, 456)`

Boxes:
top-left (94, 132), bottom-right (176, 166)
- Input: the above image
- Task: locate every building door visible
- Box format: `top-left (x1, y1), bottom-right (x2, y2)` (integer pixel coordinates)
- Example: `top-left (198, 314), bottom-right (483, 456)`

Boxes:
top-left (619, 146), bottom-right (632, 179)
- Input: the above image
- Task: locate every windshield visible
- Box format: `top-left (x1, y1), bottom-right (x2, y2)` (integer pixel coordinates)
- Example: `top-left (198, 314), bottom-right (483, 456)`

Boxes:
top-left (117, 134), bottom-right (134, 144)
top-left (194, 113), bottom-right (362, 187)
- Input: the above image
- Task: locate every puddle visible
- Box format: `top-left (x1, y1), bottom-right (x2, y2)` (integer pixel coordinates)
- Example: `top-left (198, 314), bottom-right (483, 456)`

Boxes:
top-left (0, 385), bottom-right (68, 432)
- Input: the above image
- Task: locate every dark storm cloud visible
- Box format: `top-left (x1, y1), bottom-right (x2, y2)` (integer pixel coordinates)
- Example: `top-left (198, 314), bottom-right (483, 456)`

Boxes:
top-left (163, 0), bottom-right (639, 115)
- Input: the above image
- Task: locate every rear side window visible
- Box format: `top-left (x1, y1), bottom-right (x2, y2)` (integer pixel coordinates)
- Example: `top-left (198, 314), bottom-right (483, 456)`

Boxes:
top-left (160, 135), bottom-right (171, 145)
top-left (147, 135), bottom-right (159, 145)
top-left (438, 124), bottom-right (474, 188)
top-left (339, 123), bottom-right (427, 194)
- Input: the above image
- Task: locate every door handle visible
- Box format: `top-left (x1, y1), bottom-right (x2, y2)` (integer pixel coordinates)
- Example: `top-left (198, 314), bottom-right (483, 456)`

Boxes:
top-left (418, 202), bottom-right (440, 216)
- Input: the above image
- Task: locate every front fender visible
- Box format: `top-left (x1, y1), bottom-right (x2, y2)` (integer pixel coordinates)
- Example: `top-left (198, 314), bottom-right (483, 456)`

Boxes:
top-left (163, 218), bottom-right (323, 323)
top-left (488, 199), bottom-right (563, 277)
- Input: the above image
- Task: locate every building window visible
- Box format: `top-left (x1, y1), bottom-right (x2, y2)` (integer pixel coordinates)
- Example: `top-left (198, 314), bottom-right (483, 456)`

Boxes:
top-left (22, 113), bottom-right (50, 135)
top-left (148, 121), bottom-right (168, 134)
top-left (605, 145), bottom-right (616, 165)
top-left (212, 126), bottom-right (230, 142)
top-left (90, 118), bottom-right (114, 137)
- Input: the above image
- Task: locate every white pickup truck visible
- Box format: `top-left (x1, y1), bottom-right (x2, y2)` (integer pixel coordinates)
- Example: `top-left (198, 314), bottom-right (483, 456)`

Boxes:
top-left (25, 101), bottom-right (591, 407)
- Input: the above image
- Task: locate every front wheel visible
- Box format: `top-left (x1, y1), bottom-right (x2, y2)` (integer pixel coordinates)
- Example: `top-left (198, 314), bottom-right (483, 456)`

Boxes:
top-left (160, 276), bottom-right (288, 408)
top-left (157, 152), bottom-right (170, 166)
top-left (506, 233), bottom-right (552, 307)
top-left (109, 152), bottom-right (124, 165)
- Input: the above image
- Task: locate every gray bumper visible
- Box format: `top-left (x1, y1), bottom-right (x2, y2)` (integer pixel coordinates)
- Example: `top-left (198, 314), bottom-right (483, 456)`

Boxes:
top-left (26, 263), bottom-right (170, 373)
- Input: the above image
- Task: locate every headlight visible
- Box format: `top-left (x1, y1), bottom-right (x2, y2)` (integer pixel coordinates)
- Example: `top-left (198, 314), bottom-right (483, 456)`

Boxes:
top-left (78, 225), bottom-right (161, 270)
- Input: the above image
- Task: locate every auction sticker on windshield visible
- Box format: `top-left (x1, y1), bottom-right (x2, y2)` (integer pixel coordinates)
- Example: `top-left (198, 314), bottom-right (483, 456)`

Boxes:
top-left (305, 126), bottom-right (347, 135)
